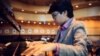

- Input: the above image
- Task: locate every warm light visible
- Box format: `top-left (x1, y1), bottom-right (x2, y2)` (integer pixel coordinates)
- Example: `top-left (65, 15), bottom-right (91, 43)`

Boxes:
top-left (28, 21), bottom-right (30, 24)
top-left (21, 20), bottom-right (24, 23)
top-left (89, 3), bottom-right (92, 6)
top-left (35, 11), bottom-right (37, 13)
top-left (48, 23), bottom-right (51, 25)
top-left (21, 9), bottom-right (24, 12)
top-left (75, 5), bottom-right (79, 8)
top-left (33, 22), bottom-right (36, 24)
top-left (39, 22), bottom-right (42, 24)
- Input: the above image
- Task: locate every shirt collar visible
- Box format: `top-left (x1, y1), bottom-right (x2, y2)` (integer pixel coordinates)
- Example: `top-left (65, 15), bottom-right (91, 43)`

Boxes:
top-left (60, 18), bottom-right (73, 30)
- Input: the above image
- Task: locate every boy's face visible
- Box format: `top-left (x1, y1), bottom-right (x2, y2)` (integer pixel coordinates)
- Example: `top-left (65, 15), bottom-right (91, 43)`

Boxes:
top-left (52, 11), bottom-right (68, 25)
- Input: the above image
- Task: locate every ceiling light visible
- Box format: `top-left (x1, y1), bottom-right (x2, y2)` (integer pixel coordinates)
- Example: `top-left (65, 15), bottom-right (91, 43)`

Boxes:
top-left (35, 11), bottom-right (37, 13)
top-left (28, 21), bottom-right (30, 24)
top-left (39, 22), bottom-right (42, 24)
top-left (21, 20), bottom-right (24, 23)
top-left (89, 3), bottom-right (92, 6)
top-left (48, 23), bottom-right (50, 25)
top-left (33, 22), bottom-right (36, 24)
top-left (75, 5), bottom-right (79, 8)
top-left (21, 9), bottom-right (24, 12)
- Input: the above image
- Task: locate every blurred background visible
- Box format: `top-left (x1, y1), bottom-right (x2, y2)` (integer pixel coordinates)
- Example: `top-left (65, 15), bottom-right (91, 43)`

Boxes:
top-left (0, 0), bottom-right (100, 56)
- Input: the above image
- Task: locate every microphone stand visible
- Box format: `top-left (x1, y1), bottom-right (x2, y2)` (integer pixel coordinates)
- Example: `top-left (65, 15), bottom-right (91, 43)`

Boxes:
top-left (13, 25), bottom-right (21, 56)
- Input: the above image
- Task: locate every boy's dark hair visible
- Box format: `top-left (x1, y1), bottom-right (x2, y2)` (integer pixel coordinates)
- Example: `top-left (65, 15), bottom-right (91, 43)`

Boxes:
top-left (48, 0), bottom-right (74, 18)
